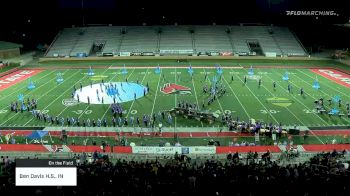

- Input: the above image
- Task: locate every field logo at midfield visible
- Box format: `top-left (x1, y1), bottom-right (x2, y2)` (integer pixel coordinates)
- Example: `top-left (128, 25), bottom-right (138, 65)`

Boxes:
top-left (160, 83), bottom-right (191, 94)
top-left (310, 69), bottom-right (350, 89)
top-left (62, 99), bottom-right (79, 106)
top-left (266, 97), bottom-right (293, 107)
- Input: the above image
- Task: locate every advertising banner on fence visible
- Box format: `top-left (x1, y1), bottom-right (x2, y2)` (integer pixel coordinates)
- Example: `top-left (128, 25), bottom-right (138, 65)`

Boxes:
top-left (119, 52), bottom-right (131, 56)
top-left (265, 52), bottom-right (277, 57)
top-left (132, 146), bottom-right (182, 154)
top-left (188, 146), bottom-right (216, 154)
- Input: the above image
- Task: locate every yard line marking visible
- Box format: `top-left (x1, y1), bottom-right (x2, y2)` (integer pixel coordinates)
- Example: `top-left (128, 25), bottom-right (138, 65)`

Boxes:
top-left (233, 66), bottom-right (278, 123)
top-left (276, 69), bottom-right (349, 125)
top-left (55, 70), bottom-right (98, 118)
top-left (256, 68), bottom-right (305, 126)
top-left (0, 69), bottom-right (71, 126)
top-left (20, 70), bottom-right (86, 126)
top-left (203, 68), bottom-right (224, 112)
top-left (174, 67), bottom-right (177, 128)
top-left (297, 69), bottom-right (350, 100)
top-left (190, 68), bottom-right (204, 127)
top-left (58, 65), bottom-right (120, 121)
top-left (0, 70), bottom-right (56, 105)
top-left (120, 68), bottom-right (144, 119)
top-left (221, 72), bottom-right (251, 119)
top-left (269, 69), bottom-right (331, 126)
top-left (150, 68), bottom-right (162, 117)
top-left (310, 130), bottom-right (325, 144)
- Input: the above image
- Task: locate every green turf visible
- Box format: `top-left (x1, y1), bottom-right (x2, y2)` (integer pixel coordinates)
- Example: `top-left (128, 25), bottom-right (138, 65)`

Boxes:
top-left (0, 66), bottom-right (350, 128)
top-left (31, 59), bottom-right (350, 71)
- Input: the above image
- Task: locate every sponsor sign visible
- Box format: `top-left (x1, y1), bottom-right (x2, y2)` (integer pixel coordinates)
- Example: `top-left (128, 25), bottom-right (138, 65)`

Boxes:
top-left (188, 146), bottom-right (216, 154)
top-left (62, 99), bottom-right (79, 107)
top-left (310, 69), bottom-right (350, 89)
top-left (181, 147), bottom-right (189, 154)
top-left (131, 52), bottom-right (142, 56)
top-left (119, 52), bottom-right (131, 56)
top-left (210, 52), bottom-right (220, 56)
top-left (132, 146), bottom-right (182, 154)
top-left (265, 52), bottom-right (277, 57)
top-left (142, 52), bottom-right (155, 56)
top-left (160, 50), bottom-right (194, 55)
top-left (255, 132), bottom-right (260, 142)
top-left (220, 52), bottom-right (232, 56)
top-left (0, 70), bottom-right (42, 91)
top-left (76, 53), bottom-right (87, 57)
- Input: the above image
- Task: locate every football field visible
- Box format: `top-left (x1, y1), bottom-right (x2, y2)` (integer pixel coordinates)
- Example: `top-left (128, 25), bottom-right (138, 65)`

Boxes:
top-left (1, 64), bottom-right (350, 129)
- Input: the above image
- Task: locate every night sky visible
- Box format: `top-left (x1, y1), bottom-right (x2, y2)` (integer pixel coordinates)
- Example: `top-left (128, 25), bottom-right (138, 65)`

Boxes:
top-left (0, 0), bottom-right (348, 49)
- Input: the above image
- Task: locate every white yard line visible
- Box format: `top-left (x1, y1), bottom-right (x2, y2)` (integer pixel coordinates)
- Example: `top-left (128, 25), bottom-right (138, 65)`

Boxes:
top-left (271, 69), bottom-right (342, 125)
top-left (123, 68), bottom-right (148, 119)
top-left (0, 70), bottom-right (73, 126)
top-left (175, 67), bottom-right (177, 107)
top-left (44, 69), bottom-right (90, 119)
top-left (233, 66), bottom-right (278, 123)
top-left (256, 68), bottom-right (305, 125)
top-left (203, 68), bottom-right (224, 112)
top-left (309, 130), bottom-right (325, 144)
top-left (150, 69), bottom-right (162, 117)
top-left (190, 69), bottom-right (204, 127)
top-left (56, 65), bottom-right (119, 120)
top-left (296, 69), bottom-right (350, 100)
top-left (0, 70), bottom-right (56, 105)
top-left (295, 71), bottom-right (350, 125)
top-left (20, 70), bottom-right (86, 126)
top-left (221, 73), bottom-right (251, 119)
top-left (77, 105), bottom-right (91, 120)
top-left (267, 68), bottom-right (330, 125)
top-left (101, 68), bottom-right (137, 120)
top-left (174, 67), bottom-right (177, 128)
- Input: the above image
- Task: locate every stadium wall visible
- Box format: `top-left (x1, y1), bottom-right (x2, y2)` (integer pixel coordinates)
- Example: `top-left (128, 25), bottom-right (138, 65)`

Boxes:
top-left (0, 48), bottom-right (20, 59)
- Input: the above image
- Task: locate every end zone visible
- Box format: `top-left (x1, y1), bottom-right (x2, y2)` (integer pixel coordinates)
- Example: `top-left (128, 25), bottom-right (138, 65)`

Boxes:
top-left (310, 69), bottom-right (350, 89)
top-left (0, 69), bottom-right (42, 91)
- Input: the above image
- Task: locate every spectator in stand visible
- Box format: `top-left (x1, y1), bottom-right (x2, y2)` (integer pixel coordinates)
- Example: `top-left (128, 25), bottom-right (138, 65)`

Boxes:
top-left (0, 151), bottom-right (350, 195)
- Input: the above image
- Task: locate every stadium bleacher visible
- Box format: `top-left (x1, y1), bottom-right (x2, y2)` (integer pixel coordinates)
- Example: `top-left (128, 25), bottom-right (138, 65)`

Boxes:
top-left (46, 28), bottom-right (82, 57)
top-left (159, 26), bottom-right (194, 55)
top-left (271, 27), bottom-right (308, 57)
top-left (193, 26), bottom-right (232, 55)
top-left (45, 25), bottom-right (307, 57)
top-left (119, 26), bottom-right (159, 55)
top-left (1, 151), bottom-right (349, 194)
